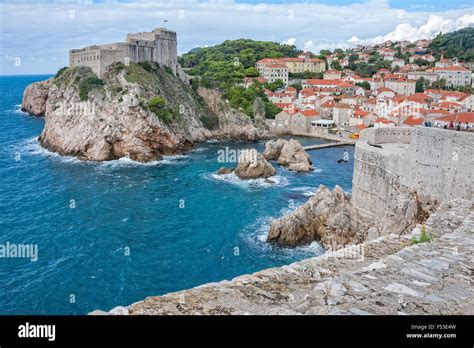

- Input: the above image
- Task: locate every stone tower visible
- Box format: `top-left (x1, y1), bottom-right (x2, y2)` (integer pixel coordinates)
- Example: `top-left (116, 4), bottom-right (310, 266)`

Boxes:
top-left (69, 27), bottom-right (178, 78)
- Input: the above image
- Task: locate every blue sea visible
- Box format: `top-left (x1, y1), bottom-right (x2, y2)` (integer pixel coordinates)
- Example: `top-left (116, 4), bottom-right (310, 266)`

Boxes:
top-left (0, 75), bottom-right (354, 314)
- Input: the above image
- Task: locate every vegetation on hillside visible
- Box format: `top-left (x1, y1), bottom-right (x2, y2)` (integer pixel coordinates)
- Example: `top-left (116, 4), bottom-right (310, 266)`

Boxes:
top-left (147, 96), bottom-right (179, 125)
top-left (179, 39), bottom-right (300, 88)
top-left (430, 27), bottom-right (474, 61)
top-left (179, 39), bottom-right (300, 118)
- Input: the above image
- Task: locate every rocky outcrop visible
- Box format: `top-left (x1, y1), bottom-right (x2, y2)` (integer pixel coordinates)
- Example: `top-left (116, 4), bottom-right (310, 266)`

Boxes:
top-left (262, 139), bottom-right (286, 161)
top-left (234, 149), bottom-right (276, 179)
top-left (267, 185), bottom-right (355, 247)
top-left (23, 64), bottom-right (211, 162)
top-left (96, 199), bottom-right (473, 315)
top-left (197, 87), bottom-right (270, 141)
top-left (263, 139), bottom-right (313, 172)
top-left (217, 167), bottom-right (234, 175)
top-left (21, 79), bottom-right (52, 116)
top-left (277, 139), bottom-right (313, 172)
top-left (267, 182), bottom-right (436, 248)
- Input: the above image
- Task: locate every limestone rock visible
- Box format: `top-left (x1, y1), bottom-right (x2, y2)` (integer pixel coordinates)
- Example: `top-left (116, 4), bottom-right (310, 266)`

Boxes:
top-left (21, 79), bottom-right (52, 116)
top-left (262, 139), bottom-right (286, 161)
top-left (22, 64), bottom-right (211, 162)
top-left (277, 139), bottom-right (313, 172)
top-left (267, 185), bottom-right (354, 247)
top-left (217, 167), bottom-right (234, 175)
top-left (235, 149), bottom-right (276, 179)
top-left (197, 87), bottom-right (270, 141)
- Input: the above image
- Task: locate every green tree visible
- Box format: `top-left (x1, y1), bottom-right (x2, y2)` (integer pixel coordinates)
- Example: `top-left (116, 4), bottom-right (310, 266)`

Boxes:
top-left (415, 77), bottom-right (429, 93)
top-left (264, 79), bottom-right (284, 92)
top-left (331, 61), bottom-right (342, 71)
top-left (290, 82), bottom-right (302, 92)
top-left (356, 82), bottom-right (371, 90)
top-left (244, 67), bottom-right (259, 77)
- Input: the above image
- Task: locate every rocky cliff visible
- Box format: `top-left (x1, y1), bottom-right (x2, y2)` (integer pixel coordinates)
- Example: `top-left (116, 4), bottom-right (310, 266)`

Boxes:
top-left (197, 87), bottom-right (270, 141)
top-left (21, 62), bottom-right (269, 162)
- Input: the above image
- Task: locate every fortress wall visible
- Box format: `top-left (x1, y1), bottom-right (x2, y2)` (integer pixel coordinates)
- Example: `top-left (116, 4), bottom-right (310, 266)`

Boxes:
top-left (155, 31), bottom-right (177, 74)
top-left (359, 127), bottom-right (412, 145)
top-left (99, 49), bottom-right (128, 77)
top-left (353, 127), bottom-right (473, 220)
top-left (400, 127), bottom-right (473, 202)
top-left (69, 27), bottom-right (178, 77)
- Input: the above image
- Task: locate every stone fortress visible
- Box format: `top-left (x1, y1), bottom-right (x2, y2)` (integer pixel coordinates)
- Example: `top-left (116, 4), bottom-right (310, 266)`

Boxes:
top-left (69, 27), bottom-right (178, 78)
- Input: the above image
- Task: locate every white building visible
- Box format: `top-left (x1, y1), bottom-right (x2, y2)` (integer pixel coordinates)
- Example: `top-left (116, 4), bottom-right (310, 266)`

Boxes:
top-left (433, 66), bottom-right (472, 87)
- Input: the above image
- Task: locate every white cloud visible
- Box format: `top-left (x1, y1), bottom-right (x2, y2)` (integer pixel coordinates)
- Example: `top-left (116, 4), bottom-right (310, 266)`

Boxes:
top-left (360, 15), bottom-right (474, 45)
top-left (282, 38), bottom-right (296, 46)
top-left (0, 0), bottom-right (472, 74)
top-left (347, 36), bottom-right (360, 43)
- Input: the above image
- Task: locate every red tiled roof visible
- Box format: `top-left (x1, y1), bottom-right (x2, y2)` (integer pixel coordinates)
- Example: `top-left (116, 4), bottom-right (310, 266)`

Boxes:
top-left (300, 109), bottom-right (320, 117)
top-left (403, 116), bottom-right (424, 126)
top-left (437, 101), bottom-right (464, 109)
top-left (305, 79), bottom-right (342, 85)
top-left (321, 100), bottom-right (336, 108)
top-left (433, 66), bottom-right (470, 72)
top-left (375, 117), bottom-right (396, 125)
top-left (435, 112), bottom-right (474, 123)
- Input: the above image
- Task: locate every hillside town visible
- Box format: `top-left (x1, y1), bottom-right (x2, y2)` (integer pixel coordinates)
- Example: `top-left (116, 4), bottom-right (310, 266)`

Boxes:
top-left (249, 38), bottom-right (474, 138)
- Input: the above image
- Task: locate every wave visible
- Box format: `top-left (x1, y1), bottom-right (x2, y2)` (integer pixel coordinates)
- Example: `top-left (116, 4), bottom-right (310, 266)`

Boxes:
top-left (19, 137), bottom-right (82, 163)
top-left (12, 104), bottom-right (28, 115)
top-left (290, 186), bottom-right (316, 197)
top-left (240, 210), bottom-right (325, 258)
top-left (18, 137), bottom-right (191, 167)
top-left (206, 172), bottom-right (289, 189)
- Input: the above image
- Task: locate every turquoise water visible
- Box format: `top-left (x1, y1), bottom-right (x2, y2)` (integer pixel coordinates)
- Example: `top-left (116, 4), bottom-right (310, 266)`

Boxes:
top-left (0, 75), bottom-right (354, 314)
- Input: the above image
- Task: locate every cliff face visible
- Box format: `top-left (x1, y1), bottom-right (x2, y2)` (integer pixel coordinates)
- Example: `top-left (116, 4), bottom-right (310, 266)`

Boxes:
top-left (197, 87), bottom-right (270, 141)
top-left (21, 63), bottom-right (269, 162)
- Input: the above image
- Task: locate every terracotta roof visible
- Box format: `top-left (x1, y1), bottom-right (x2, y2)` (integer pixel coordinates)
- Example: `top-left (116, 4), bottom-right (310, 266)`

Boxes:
top-left (375, 117), bottom-right (396, 125)
top-left (300, 109), bottom-right (320, 117)
top-left (354, 109), bottom-right (369, 117)
top-left (321, 100), bottom-right (336, 108)
top-left (437, 101), bottom-right (464, 109)
top-left (407, 93), bottom-right (432, 103)
top-left (435, 112), bottom-right (474, 123)
top-left (403, 116), bottom-right (424, 126)
top-left (433, 66), bottom-right (470, 72)
top-left (305, 79), bottom-right (342, 85)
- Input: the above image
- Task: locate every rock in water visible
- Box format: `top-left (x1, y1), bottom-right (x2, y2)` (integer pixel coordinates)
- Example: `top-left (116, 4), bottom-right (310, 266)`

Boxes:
top-left (262, 139), bottom-right (286, 161)
top-left (217, 167), bottom-right (234, 175)
top-left (235, 149), bottom-right (276, 179)
top-left (267, 185), bottom-right (352, 247)
top-left (276, 139), bottom-right (313, 172)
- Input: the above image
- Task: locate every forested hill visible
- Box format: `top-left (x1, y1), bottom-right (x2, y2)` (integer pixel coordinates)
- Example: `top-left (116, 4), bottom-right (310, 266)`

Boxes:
top-left (178, 39), bottom-right (301, 89)
top-left (430, 27), bottom-right (474, 61)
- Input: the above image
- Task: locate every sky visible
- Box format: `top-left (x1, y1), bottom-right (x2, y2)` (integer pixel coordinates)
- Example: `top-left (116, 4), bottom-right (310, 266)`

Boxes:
top-left (0, 0), bottom-right (473, 75)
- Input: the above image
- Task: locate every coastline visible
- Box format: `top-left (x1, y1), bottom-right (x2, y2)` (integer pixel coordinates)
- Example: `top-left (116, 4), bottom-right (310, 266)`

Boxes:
top-left (97, 198), bottom-right (473, 315)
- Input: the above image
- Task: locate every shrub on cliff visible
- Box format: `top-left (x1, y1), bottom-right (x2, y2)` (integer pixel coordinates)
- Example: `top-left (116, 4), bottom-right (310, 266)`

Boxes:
top-left (137, 61), bottom-right (153, 72)
top-left (78, 76), bottom-right (104, 101)
top-left (55, 67), bottom-right (68, 78)
top-left (411, 225), bottom-right (434, 245)
top-left (148, 96), bottom-right (178, 125)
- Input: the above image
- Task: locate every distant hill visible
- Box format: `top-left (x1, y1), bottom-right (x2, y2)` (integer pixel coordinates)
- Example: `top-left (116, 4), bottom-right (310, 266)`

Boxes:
top-left (179, 39), bottom-right (301, 89)
top-left (430, 27), bottom-right (474, 62)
